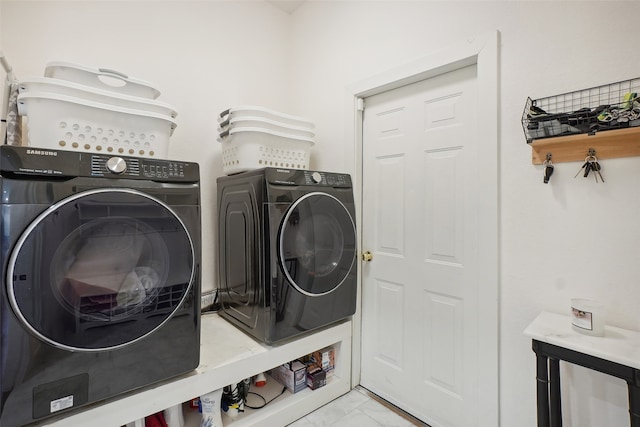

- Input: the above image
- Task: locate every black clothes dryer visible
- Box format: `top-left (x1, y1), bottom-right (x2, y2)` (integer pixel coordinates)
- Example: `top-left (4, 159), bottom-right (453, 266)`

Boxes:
top-left (217, 168), bottom-right (356, 344)
top-left (0, 146), bottom-right (201, 427)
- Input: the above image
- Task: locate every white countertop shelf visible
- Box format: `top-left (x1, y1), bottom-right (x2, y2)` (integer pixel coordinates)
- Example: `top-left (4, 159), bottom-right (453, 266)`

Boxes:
top-left (524, 311), bottom-right (640, 369)
top-left (39, 313), bottom-right (353, 427)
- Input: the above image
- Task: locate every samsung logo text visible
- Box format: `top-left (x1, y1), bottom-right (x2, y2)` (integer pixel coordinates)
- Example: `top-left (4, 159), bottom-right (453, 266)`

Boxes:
top-left (26, 150), bottom-right (58, 157)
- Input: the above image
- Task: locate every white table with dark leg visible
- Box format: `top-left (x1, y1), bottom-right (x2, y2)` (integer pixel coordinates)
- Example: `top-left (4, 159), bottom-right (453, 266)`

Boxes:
top-left (525, 312), bottom-right (640, 427)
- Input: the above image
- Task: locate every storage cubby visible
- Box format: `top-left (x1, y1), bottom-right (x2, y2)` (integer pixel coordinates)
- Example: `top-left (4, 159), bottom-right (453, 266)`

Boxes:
top-left (181, 369), bottom-right (342, 426)
top-left (36, 313), bottom-right (353, 427)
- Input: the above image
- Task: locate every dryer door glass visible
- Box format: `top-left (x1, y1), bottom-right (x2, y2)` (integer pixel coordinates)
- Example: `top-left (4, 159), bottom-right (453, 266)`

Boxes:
top-left (7, 189), bottom-right (195, 352)
top-left (278, 192), bottom-right (356, 296)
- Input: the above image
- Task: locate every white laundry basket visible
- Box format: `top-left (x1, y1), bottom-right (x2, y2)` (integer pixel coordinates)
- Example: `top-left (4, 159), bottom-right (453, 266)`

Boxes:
top-left (218, 127), bottom-right (314, 175)
top-left (218, 115), bottom-right (315, 139)
top-left (18, 91), bottom-right (177, 158)
top-left (44, 61), bottom-right (161, 99)
top-left (218, 106), bottom-right (314, 129)
top-left (19, 77), bottom-right (177, 118)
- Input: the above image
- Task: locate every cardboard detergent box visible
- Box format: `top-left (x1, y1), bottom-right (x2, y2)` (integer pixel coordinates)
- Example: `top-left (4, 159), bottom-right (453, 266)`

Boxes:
top-left (270, 360), bottom-right (307, 393)
top-left (306, 365), bottom-right (327, 390)
top-left (309, 345), bottom-right (335, 377)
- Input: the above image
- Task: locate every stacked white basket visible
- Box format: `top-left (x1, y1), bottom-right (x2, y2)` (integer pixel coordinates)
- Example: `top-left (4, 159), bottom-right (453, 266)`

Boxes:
top-left (17, 62), bottom-right (178, 159)
top-left (217, 106), bottom-right (315, 175)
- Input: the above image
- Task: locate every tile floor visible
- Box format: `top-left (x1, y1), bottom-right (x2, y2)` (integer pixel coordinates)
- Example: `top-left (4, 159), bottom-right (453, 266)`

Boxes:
top-left (287, 387), bottom-right (428, 427)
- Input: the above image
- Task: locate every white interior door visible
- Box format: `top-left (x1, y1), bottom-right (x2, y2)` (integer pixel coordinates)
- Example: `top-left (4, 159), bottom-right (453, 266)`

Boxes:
top-left (360, 64), bottom-right (493, 427)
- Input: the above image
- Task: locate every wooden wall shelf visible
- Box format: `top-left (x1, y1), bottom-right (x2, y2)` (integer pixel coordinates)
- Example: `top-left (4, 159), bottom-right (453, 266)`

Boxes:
top-left (530, 126), bottom-right (640, 164)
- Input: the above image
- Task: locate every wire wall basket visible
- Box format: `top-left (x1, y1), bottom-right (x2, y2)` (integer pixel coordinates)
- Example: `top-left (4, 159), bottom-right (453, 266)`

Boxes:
top-left (522, 78), bottom-right (640, 143)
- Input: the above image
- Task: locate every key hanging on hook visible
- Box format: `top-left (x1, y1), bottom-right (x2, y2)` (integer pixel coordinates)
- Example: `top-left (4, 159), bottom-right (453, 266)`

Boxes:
top-left (574, 148), bottom-right (603, 182)
top-left (582, 148), bottom-right (604, 183)
top-left (589, 149), bottom-right (604, 183)
top-left (543, 153), bottom-right (554, 184)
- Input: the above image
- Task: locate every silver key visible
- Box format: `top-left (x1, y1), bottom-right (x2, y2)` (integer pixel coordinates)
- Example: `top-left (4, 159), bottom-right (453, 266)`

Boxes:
top-left (592, 160), bottom-right (604, 183)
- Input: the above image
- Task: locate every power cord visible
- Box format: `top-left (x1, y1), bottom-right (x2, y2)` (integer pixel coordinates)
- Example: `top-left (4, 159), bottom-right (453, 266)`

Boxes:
top-left (245, 386), bottom-right (287, 410)
top-left (222, 376), bottom-right (287, 412)
top-left (201, 289), bottom-right (221, 313)
top-left (222, 379), bottom-right (249, 414)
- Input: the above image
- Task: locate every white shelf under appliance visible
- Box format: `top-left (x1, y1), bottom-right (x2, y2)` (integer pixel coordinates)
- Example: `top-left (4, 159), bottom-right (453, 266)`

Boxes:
top-left (182, 372), bottom-right (345, 427)
top-left (37, 313), bottom-right (353, 427)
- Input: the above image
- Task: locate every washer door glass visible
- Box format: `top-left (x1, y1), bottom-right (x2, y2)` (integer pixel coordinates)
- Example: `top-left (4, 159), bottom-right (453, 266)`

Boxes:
top-left (278, 192), bottom-right (356, 296)
top-left (7, 189), bottom-right (195, 352)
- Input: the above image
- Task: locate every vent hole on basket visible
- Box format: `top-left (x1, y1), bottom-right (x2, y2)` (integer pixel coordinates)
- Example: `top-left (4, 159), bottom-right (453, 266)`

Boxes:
top-left (102, 137), bottom-right (109, 144)
top-left (96, 128), bottom-right (103, 135)
top-left (128, 149), bottom-right (134, 155)
top-left (72, 124), bottom-right (80, 131)
top-left (119, 131), bottom-right (125, 138)
top-left (259, 160), bottom-right (263, 164)
top-left (90, 136), bottom-right (97, 143)
top-left (78, 134), bottom-right (85, 141)
top-left (149, 151), bottom-right (155, 156)
top-left (114, 139), bottom-right (120, 145)
top-left (65, 132), bottom-right (73, 139)
top-left (59, 122), bottom-right (67, 129)
top-left (84, 144), bottom-right (91, 150)
top-left (118, 148), bottom-right (124, 153)
top-left (107, 147), bottom-right (113, 152)
top-left (59, 141), bottom-right (66, 147)
top-left (96, 145), bottom-right (102, 151)
top-left (72, 142), bottom-right (79, 148)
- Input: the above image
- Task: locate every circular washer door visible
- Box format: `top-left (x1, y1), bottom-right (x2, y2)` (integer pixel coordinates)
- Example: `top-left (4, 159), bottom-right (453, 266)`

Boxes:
top-left (7, 188), bottom-right (195, 352)
top-left (278, 191), bottom-right (356, 296)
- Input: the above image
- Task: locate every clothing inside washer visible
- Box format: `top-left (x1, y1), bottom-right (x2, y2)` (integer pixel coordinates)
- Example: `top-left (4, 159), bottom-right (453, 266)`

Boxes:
top-left (51, 218), bottom-right (168, 319)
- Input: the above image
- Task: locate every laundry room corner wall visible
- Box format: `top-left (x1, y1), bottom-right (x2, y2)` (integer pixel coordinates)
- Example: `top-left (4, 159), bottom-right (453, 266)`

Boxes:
top-left (5, 1), bottom-right (640, 425)
top-left (0, 0), bottom-right (293, 296)
top-left (287, 2), bottom-right (640, 427)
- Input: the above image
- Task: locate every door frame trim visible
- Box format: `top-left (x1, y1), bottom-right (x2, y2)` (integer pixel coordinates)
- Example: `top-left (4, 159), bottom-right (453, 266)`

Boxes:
top-left (346, 30), bottom-right (500, 426)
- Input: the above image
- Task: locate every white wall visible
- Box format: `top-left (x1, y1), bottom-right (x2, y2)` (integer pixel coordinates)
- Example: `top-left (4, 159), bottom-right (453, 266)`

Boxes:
top-left (288, 1), bottom-right (640, 426)
top-left (0, 0), bottom-right (293, 296)
top-left (3, 1), bottom-right (640, 426)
